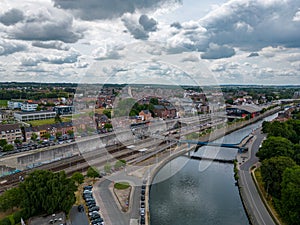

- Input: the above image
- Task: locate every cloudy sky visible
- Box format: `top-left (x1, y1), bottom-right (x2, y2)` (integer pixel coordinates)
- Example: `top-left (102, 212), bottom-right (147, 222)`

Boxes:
top-left (0, 0), bottom-right (300, 85)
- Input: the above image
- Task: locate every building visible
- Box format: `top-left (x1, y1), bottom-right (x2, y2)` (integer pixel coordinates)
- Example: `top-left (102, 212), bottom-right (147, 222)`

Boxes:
top-left (8, 101), bottom-right (22, 110)
top-left (24, 122), bottom-right (74, 142)
top-left (226, 104), bottom-right (262, 118)
top-left (153, 105), bottom-right (177, 119)
top-left (14, 111), bottom-right (56, 122)
top-left (21, 102), bottom-right (38, 111)
top-left (153, 105), bottom-right (167, 118)
top-left (139, 110), bottom-right (152, 121)
top-left (0, 124), bottom-right (23, 144)
top-left (53, 105), bottom-right (74, 115)
top-left (0, 110), bottom-right (9, 122)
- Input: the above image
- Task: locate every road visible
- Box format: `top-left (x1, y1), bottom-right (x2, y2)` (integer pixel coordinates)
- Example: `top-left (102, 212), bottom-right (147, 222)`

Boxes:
top-left (239, 128), bottom-right (276, 225)
top-left (94, 177), bottom-right (142, 225)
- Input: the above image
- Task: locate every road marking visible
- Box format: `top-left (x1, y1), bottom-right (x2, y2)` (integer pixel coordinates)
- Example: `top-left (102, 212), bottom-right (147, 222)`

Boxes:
top-left (241, 170), bottom-right (267, 225)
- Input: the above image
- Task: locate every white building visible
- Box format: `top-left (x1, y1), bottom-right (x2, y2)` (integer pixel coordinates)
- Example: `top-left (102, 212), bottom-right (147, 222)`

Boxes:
top-left (8, 101), bottom-right (22, 110)
top-left (14, 111), bottom-right (56, 122)
top-left (21, 102), bottom-right (38, 111)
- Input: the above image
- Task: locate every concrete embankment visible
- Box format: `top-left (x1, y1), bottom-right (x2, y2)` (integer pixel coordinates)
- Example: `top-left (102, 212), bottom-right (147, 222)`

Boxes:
top-left (145, 107), bottom-right (280, 225)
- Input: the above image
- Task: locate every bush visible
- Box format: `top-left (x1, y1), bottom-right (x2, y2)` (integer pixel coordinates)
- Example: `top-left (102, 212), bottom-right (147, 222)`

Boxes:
top-left (114, 160), bottom-right (126, 170)
top-left (114, 182), bottom-right (130, 190)
top-left (87, 167), bottom-right (99, 178)
top-left (0, 217), bottom-right (11, 225)
top-left (12, 211), bottom-right (22, 224)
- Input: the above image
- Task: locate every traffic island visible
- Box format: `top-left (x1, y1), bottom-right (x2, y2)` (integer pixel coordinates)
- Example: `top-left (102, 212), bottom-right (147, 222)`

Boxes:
top-left (113, 182), bottom-right (132, 212)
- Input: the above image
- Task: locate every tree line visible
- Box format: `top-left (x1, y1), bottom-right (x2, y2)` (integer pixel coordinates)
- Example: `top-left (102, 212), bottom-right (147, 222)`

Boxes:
top-left (0, 170), bottom-right (85, 224)
top-left (257, 117), bottom-right (300, 225)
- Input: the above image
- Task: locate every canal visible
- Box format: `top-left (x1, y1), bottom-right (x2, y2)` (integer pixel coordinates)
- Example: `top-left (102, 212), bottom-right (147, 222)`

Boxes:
top-left (149, 113), bottom-right (277, 225)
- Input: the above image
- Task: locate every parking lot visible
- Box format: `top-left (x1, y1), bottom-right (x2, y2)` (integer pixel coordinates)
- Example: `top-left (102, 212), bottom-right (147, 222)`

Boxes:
top-left (70, 206), bottom-right (89, 225)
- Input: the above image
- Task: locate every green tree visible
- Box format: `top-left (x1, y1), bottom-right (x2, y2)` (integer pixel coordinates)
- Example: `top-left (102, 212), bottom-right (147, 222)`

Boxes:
top-left (42, 132), bottom-right (51, 139)
top-left (31, 133), bottom-right (38, 142)
top-left (0, 188), bottom-right (21, 212)
top-left (279, 165), bottom-right (300, 225)
top-left (150, 98), bottom-right (159, 105)
top-left (54, 114), bottom-right (62, 123)
top-left (56, 132), bottom-right (62, 139)
top-left (2, 144), bottom-right (14, 152)
top-left (102, 110), bottom-right (111, 119)
top-left (14, 139), bottom-right (22, 145)
top-left (86, 167), bottom-right (99, 178)
top-left (104, 123), bottom-right (112, 129)
top-left (0, 139), bottom-right (7, 147)
top-left (0, 217), bottom-right (11, 225)
top-left (104, 162), bottom-right (111, 174)
top-left (293, 144), bottom-right (300, 165)
top-left (114, 160), bottom-right (126, 170)
top-left (19, 170), bottom-right (76, 217)
top-left (261, 156), bottom-right (296, 198)
top-left (71, 172), bottom-right (84, 185)
top-left (256, 136), bottom-right (294, 161)
top-left (67, 130), bottom-right (74, 137)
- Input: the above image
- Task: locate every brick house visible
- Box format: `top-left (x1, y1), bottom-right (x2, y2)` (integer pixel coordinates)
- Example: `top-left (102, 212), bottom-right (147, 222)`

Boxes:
top-left (139, 110), bottom-right (152, 121)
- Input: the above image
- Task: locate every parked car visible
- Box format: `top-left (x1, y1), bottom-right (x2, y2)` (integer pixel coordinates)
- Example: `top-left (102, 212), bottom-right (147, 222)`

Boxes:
top-left (77, 205), bottom-right (84, 212)
top-left (140, 208), bottom-right (145, 216)
top-left (140, 215), bottom-right (145, 225)
top-left (88, 206), bottom-right (100, 212)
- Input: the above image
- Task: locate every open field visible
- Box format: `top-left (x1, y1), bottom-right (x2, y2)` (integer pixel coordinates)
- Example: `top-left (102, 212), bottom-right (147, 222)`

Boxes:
top-left (0, 100), bottom-right (8, 107)
top-left (28, 117), bottom-right (72, 126)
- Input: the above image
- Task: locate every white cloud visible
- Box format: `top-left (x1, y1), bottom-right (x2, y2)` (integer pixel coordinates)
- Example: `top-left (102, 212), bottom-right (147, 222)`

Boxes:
top-left (52, 0), bottom-right (181, 20)
top-left (201, 43), bottom-right (235, 59)
top-left (0, 39), bottom-right (27, 55)
top-left (9, 7), bottom-right (83, 43)
top-left (0, 8), bottom-right (24, 26)
top-left (293, 10), bottom-right (300, 21)
top-left (200, 0), bottom-right (300, 49)
top-left (32, 41), bottom-right (70, 51)
top-left (93, 44), bottom-right (124, 60)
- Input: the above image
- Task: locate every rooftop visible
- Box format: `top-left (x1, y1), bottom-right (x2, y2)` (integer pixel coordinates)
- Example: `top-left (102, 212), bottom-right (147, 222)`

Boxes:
top-left (14, 110), bottom-right (56, 115)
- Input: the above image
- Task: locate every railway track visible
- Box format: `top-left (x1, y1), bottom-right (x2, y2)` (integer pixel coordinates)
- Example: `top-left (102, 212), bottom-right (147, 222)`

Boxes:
top-left (0, 116), bottom-right (224, 194)
top-left (0, 138), bottom-right (157, 193)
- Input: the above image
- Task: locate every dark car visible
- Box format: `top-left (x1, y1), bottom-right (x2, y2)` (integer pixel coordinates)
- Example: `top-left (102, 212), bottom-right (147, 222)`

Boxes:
top-left (140, 215), bottom-right (145, 224)
top-left (141, 195), bottom-right (145, 201)
top-left (141, 202), bottom-right (145, 208)
top-left (86, 201), bottom-right (96, 207)
top-left (92, 217), bottom-right (103, 223)
top-left (84, 185), bottom-right (93, 190)
top-left (90, 212), bottom-right (101, 220)
top-left (141, 185), bottom-right (146, 190)
top-left (141, 189), bottom-right (145, 195)
top-left (77, 205), bottom-right (84, 212)
top-left (89, 206), bottom-right (100, 212)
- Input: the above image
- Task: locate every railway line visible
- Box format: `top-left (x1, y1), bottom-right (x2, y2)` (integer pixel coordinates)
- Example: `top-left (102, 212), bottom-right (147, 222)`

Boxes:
top-left (0, 115), bottom-right (224, 194)
top-left (0, 136), bottom-right (163, 193)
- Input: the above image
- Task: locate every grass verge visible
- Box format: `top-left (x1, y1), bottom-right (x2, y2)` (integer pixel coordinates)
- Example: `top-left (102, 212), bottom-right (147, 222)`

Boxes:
top-left (114, 182), bottom-right (130, 190)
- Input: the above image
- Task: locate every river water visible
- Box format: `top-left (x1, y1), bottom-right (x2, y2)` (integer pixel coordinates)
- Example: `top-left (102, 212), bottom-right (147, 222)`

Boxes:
top-left (149, 114), bottom-right (277, 225)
